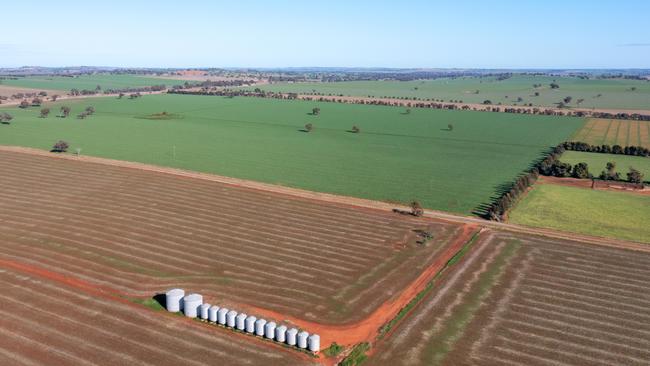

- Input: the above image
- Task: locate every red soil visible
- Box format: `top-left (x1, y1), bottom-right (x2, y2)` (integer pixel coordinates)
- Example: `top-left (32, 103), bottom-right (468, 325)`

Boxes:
top-left (247, 224), bottom-right (479, 348)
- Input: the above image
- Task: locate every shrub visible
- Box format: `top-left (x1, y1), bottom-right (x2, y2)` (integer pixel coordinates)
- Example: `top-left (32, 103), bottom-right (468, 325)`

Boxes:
top-left (51, 140), bottom-right (70, 153)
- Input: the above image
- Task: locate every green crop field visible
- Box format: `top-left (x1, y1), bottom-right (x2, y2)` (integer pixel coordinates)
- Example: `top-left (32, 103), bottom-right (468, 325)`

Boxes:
top-left (561, 151), bottom-right (650, 180)
top-left (509, 184), bottom-right (650, 243)
top-left (0, 74), bottom-right (185, 92)
top-left (253, 75), bottom-right (650, 110)
top-left (0, 94), bottom-right (581, 215)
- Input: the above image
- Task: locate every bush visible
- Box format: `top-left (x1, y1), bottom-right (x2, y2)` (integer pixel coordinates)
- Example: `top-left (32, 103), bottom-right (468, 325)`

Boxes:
top-left (51, 140), bottom-right (69, 153)
top-left (627, 168), bottom-right (644, 184)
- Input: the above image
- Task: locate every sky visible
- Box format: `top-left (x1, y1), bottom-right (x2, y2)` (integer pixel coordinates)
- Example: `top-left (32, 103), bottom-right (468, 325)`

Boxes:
top-left (1, 0), bottom-right (649, 69)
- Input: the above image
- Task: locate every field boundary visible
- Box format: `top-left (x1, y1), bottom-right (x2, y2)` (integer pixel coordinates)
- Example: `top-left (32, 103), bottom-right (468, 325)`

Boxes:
top-left (1, 145), bottom-right (648, 253)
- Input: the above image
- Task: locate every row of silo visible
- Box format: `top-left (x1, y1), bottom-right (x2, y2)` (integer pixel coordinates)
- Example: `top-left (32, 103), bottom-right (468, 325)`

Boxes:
top-left (165, 288), bottom-right (320, 352)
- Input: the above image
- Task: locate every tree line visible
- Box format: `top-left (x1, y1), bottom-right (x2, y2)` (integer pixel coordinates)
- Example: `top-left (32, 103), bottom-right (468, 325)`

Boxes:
top-left (561, 141), bottom-right (650, 157)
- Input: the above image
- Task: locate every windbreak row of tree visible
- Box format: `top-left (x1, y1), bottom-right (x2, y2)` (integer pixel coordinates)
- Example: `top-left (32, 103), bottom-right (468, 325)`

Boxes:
top-left (170, 79), bottom-right (257, 90)
top-left (540, 158), bottom-right (645, 183)
top-left (483, 146), bottom-right (567, 221)
top-left (561, 141), bottom-right (650, 157)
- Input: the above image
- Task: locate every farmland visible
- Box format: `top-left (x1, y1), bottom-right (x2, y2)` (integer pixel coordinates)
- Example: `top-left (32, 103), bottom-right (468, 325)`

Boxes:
top-left (561, 151), bottom-right (650, 179)
top-left (368, 232), bottom-right (650, 366)
top-left (253, 75), bottom-right (650, 110)
top-left (0, 149), bottom-right (467, 331)
top-left (0, 264), bottom-right (316, 366)
top-left (0, 93), bottom-right (582, 214)
top-left (0, 74), bottom-right (186, 92)
top-left (572, 118), bottom-right (650, 148)
top-left (509, 184), bottom-right (650, 244)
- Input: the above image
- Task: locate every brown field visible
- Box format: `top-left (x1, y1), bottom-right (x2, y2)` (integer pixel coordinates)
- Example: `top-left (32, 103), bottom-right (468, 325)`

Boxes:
top-left (368, 231), bottom-right (650, 366)
top-left (0, 149), bottom-right (468, 351)
top-left (573, 118), bottom-right (650, 148)
top-left (0, 265), bottom-right (316, 366)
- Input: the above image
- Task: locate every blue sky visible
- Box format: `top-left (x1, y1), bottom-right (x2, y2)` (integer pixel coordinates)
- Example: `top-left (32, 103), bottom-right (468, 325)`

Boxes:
top-left (1, 0), bottom-right (649, 68)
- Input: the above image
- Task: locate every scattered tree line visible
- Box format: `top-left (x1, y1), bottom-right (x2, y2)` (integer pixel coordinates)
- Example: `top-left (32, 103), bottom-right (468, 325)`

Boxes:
top-left (168, 89), bottom-right (650, 121)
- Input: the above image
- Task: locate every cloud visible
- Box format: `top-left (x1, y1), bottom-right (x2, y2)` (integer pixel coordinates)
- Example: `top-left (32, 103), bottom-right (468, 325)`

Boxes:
top-left (618, 43), bottom-right (650, 47)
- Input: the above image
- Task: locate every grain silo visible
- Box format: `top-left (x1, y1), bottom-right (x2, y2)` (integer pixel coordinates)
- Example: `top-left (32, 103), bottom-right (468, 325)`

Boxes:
top-left (200, 303), bottom-right (211, 320)
top-left (226, 310), bottom-right (238, 327)
top-left (286, 328), bottom-right (298, 346)
top-left (275, 325), bottom-right (287, 343)
top-left (245, 316), bottom-right (257, 333)
top-left (236, 313), bottom-right (247, 330)
top-left (182, 293), bottom-right (203, 318)
top-left (217, 308), bottom-right (229, 325)
top-left (297, 331), bottom-right (309, 349)
top-left (165, 288), bottom-right (185, 312)
top-left (255, 318), bottom-right (267, 336)
top-left (209, 305), bottom-right (219, 322)
top-left (308, 334), bottom-right (320, 352)
top-left (264, 322), bottom-right (276, 339)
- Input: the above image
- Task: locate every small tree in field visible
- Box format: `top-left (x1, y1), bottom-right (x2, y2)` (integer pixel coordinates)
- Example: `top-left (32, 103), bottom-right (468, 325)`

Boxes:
top-left (51, 140), bottom-right (69, 153)
top-left (304, 123), bottom-right (313, 132)
top-left (60, 106), bottom-right (71, 118)
top-left (627, 167), bottom-right (644, 184)
top-left (404, 108), bottom-right (411, 114)
top-left (447, 123), bottom-right (454, 131)
top-left (31, 97), bottom-right (42, 106)
top-left (312, 107), bottom-right (320, 115)
top-left (51, 95), bottom-right (59, 101)
top-left (410, 201), bottom-right (424, 217)
top-left (40, 108), bottom-right (50, 118)
top-left (0, 112), bottom-right (13, 124)
top-left (19, 100), bottom-right (30, 109)
top-left (85, 106), bottom-right (95, 115)
top-left (351, 125), bottom-right (360, 133)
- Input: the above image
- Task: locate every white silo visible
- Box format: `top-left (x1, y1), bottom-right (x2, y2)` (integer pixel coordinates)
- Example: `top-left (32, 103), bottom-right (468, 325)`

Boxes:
top-left (209, 305), bottom-right (219, 322)
top-left (264, 322), bottom-right (276, 339)
top-left (245, 316), bottom-right (257, 333)
top-left (297, 331), bottom-right (309, 349)
top-left (286, 328), bottom-right (298, 346)
top-left (217, 308), bottom-right (229, 325)
top-left (182, 293), bottom-right (203, 318)
top-left (165, 288), bottom-right (185, 312)
top-left (255, 318), bottom-right (267, 336)
top-left (226, 310), bottom-right (238, 327)
top-left (308, 334), bottom-right (320, 352)
top-left (200, 303), bottom-right (211, 320)
top-left (236, 313), bottom-right (247, 330)
top-left (275, 325), bottom-right (287, 343)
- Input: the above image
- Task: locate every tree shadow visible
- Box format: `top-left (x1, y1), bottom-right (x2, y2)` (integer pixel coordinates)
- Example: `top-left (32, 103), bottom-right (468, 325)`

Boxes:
top-left (298, 129), bottom-right (310, 133)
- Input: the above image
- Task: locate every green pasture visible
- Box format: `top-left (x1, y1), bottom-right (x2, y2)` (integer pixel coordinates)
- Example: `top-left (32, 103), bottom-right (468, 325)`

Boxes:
top-left (0, 74), bottom-right (185, 92)
top-left (253, 75), bottom-right (650, 110)
top-left (510, 184), bottom-right (650, 244)
top-left (0, 93), bottom-right (581, 214)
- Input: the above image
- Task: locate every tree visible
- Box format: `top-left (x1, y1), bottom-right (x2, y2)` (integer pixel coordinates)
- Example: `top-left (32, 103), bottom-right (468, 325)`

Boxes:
top-left (40, 108), bottom-right (50, 118)
top-left (304, 123), bottom-right (313, 132)
top-left (483, 100), bottom-right (492, 105)
top-left (351, 125), bottom-right (360, 133)
top-left (410, 201), bottom-right (424, 217)
top-left (550, 82), bottom-right (560, 89)
top-left (60, 106), bottom-right (71, 118)
top-left (404, 108), bottom-right (412, 114)
top-left (534, 92), bottom-right (540, 97)
top-left (0, 112), bottom-right (13, 124)
top-left (19, 100), bottom-right (30, 109)
top-left (38, 91), bottom-right (48, 97)
top-left (118, 93), bottom-right (124, 99)
top-left (550, 161), bottom-right (572, 177)
top-left (447, 123), bottom-right (454, 131)
top-left (571, 162), bottom-right (590, 179)
top-left (31, 97), bottom-right (42, 106)
top-left (563, 96), bottom-right (573, 104)
top-left (51, 95), bottom-right (59, 102)
top-left (85, 106), bottom-right (95, 115)
top-left (599, 162), bottom-right (620, 181)
top-left (627, 167), bottom-right (644, 184)
top-left (576, 98), bottom-right (585, 106)
top-left (51, 140), bottom-right (69, 153)
top-left (70, 88), bottom-right (80, 96)
top-left (312, 107), bottom-right (320, 115)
